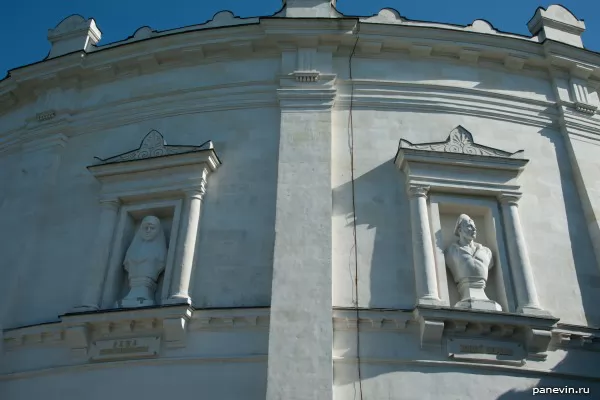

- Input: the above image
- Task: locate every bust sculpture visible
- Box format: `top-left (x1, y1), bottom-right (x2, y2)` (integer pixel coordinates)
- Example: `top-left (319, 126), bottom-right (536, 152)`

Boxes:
top-left (119, 216), bottom-right (167, 308)
top-left (445, 214), bottom-right (501, 311)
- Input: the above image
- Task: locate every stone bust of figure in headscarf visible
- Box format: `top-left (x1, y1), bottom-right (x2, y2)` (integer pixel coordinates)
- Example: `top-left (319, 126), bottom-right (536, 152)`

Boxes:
top-left (445, 214), bottom-right (501, 311)
top-left (119, 216), bottom-right (167, 308)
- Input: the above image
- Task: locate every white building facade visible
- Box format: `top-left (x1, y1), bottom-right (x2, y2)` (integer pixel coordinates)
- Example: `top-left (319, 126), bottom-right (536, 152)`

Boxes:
top-left (1, 1), bottom-right (600, 398)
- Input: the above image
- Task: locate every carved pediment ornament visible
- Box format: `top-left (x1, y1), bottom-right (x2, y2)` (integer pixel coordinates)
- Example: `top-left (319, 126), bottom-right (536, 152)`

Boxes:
top-left (95, 130), bottom-right (214, 165)
top-left (399, 126), bottom-right (524, 159)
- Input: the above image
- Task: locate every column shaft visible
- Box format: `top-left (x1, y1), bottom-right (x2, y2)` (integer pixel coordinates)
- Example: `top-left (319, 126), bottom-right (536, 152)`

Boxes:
top-left (408, 186), bottom-right (440, 305)
top-left (500, 196), bottom-right (545, 314)
top-left (169, 188), bottom-right (204, 303)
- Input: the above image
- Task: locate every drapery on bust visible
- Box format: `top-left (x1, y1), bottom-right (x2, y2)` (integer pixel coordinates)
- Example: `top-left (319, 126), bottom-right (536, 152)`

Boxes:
top-left (119, 215), bottom-right (167, 308)
top-left (445, 214), bottom-right (502, 311)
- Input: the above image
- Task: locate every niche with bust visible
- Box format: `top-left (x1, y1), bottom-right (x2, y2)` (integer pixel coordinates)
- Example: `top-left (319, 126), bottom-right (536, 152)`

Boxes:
top-left (76, 130), bottom-right (221, 313)
top-left (430, 198), bottom-right (513, 312)
top-left (119, 216), bottom-right (167, 307)
top-left (396, 126), bottom-right (550, 317)
top-left (102, 203), bottom-right (181, 309)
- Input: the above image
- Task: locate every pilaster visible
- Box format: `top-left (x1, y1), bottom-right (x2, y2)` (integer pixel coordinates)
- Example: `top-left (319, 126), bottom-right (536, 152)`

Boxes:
top-left (266, 48), bottom-right (336, 400)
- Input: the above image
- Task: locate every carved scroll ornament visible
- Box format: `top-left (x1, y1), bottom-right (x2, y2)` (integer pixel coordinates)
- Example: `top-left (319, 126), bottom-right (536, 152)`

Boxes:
top-left (95, 130), bottom-right (213, 165)
top-left (399, 126), bottom-right (524, 159)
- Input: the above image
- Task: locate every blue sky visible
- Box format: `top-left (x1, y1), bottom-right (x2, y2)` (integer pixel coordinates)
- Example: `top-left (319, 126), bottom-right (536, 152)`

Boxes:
top-left (1, 1), bottom-right (599, 78)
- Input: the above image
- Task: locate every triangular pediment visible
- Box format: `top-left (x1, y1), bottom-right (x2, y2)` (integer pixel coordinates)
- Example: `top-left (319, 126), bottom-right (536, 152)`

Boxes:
top-left (399, 126), bottom-right (524, 159)
top-left (95, 130), bottom-right (214, 165)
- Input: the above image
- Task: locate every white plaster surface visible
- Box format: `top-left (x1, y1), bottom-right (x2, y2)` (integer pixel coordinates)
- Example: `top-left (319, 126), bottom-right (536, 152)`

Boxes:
top-left (332, 110), bottom-right (600, 326)
top-left (267, 110), bottom-right (334, 400)
top-left (0, 362), bottom-right (267, 400)
top-left (334, 363), bottom-right (600, 400)
top-left (2, 5), bottom-right (600, 399)
top-left (333, 57), bottom-right (557, 103)
top-left (0, 106), bottom-right (279, 328)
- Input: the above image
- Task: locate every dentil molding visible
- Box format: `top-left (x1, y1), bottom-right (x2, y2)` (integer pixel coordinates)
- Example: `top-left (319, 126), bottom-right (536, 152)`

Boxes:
top-left (2, 307), bottom-right (270, 361)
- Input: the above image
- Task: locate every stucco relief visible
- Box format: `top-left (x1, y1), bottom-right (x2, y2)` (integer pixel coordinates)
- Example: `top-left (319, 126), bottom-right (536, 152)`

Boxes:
top-left (445, 214), bottom-right (501, 311)
top-left (399, 125), bottom-right (524, 158)
top-left (95, 130), bottom-right (213, 164)
top-left (118, 216), bottom-right (167, 308)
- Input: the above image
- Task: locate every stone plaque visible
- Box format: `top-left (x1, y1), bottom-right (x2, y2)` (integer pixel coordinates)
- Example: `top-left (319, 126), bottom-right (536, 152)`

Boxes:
top-left (447, 338), bottom-right (526, 365)
top-left (90, 337), bottom-right (161, 362)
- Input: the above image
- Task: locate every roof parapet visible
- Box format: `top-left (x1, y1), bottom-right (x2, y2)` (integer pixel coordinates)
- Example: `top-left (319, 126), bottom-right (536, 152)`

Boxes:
top-left (47, 15), bottom-right (102, 58)
top-left (281, 0), bottom-right (338, 18)
top-left (527, 5), bottom-right (585, 48)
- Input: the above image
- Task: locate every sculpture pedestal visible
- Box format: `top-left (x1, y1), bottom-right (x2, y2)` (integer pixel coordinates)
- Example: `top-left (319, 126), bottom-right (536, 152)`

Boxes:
top-left (118, 277), bottom-right (157, 308)
top-left (120, 297), bottom-right (156, 308)
top-left (455, 298), bottom-right (502, 311)
top-left (456, 279), bottom-right (502, 311)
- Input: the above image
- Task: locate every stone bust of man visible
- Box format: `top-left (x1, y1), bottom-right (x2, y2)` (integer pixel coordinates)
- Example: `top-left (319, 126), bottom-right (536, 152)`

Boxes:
top-left (119, 215), bottom-right (167, 308)
top-left (445, 214), bottom-right (501, 311)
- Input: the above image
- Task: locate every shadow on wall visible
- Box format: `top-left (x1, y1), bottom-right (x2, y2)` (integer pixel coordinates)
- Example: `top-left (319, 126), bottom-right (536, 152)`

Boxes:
top-left (330, 129), bottom-right (600, 398)
top-left (496, 351), bottom-right (598, 399)
top-left (539, 127), bottom-right (600, 326)
top-left (332, 126), bottom-right (600, 319)
top-left (332, 159), bottom-right (415, 309)
top-left (334, 344), bottom-right (600, 398)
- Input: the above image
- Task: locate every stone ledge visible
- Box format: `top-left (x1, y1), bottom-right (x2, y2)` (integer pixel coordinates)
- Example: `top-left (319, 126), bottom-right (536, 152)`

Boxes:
top-left (2, 306), bottom-right (270, 357)
top-left (552, 323), bottom-right (600, 351)
top-left (415, 306), bottom-right (558, 361)
top-left (332, 308), bottom-right (412, 331)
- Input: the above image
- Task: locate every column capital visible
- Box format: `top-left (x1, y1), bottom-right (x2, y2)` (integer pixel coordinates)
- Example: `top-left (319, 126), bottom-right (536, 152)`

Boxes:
top-left (183, 184), bottom-right (207, 201)
top-left (498, 193), bottom-right (521, 205)
top-left (407, 185), bottom-right (430, 198)
top-left (98, 197), bottom-right (121, 210)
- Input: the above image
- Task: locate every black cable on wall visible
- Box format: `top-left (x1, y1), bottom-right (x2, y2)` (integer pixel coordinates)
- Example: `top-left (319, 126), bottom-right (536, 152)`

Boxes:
top-left (347, 19), bottom-right (364, 400)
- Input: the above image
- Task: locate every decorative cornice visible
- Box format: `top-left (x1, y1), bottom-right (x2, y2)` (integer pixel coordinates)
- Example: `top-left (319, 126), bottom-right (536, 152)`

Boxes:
top-left (335, 81), bottom-right (559, 129)
top-left (36, 110), bottom-right (56, 122)
top-left (575, 101), bottom-right (598, 115)
top-left (399, 126), bottom-right (524, 159)
top-left (332, 309), bottom-right (412, 332)
top-left (277, 75), bottom-right (337, 110)
top-left (1, 16), bottom-right (600, 94)
top-left (330, 308), bottom-right (600, 369)
top-left (95, 130), bottom-right (213, 165)
top-left (414, 306), bottom-right (558, 360)
top-left (86, 130), bottom-right (221, 203)
top-left (395, 126), bottom-right (529, 197)
top-left (2, 307), bottom-right (269, 355)
top-left (552, 324), bottom-right (600, 351)
top-left (1, 22), bottom-right (600, 129)
top-left (293, 71), bottom-right (320, 82)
